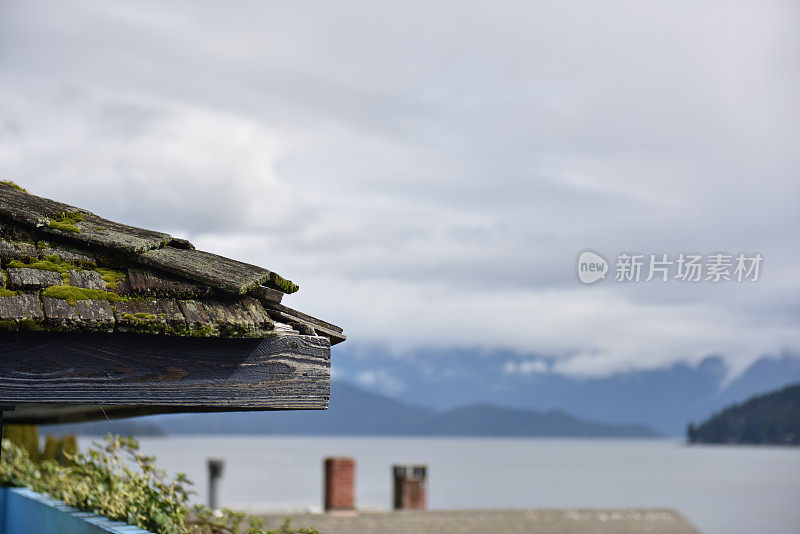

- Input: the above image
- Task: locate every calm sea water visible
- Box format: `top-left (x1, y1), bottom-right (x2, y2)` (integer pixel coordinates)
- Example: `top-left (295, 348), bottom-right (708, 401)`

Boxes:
top-left (90, 436), bottom-right (800, 534)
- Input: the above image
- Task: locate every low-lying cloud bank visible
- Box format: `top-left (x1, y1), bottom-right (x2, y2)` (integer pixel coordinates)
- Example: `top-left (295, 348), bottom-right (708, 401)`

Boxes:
top-left (1, 0), bottom-right (798, 377)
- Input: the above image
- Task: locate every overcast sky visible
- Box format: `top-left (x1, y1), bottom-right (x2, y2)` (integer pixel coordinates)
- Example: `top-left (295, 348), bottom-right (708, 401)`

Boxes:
top-left (1, 1), bottom-right (798, 378)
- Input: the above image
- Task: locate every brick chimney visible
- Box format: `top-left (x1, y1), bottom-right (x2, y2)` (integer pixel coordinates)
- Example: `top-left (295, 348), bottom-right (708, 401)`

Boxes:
top-left (324, 457), bottom-right (355, 512)
top-left (393, 465), bottom-right (427, 511)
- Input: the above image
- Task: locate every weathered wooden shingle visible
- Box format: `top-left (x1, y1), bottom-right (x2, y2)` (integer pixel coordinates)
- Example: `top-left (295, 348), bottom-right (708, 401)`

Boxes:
top-left (263, 300), bottom-right (343, 334)
top-left (201, 299), bottom-right (259, 335)
top-left (176, 297), bottom-right (275, 336)
top-left (75, 300), bottom-right (115, 330)
top-left (0, 294), bottom-right (43, 321)
top-left (127, 267), bottom-right (211, 297)
top-left (69, 270), bottom-right (106, 290)
top-left (248, 285), bottom-right (283, 303)
top-left (114, 298), bottom-right (187, 334)
top-left (239, 296), bottom-right (274, 330)
top-left (178, 299), bottom-right (216, 334)
top-left (263, 301), bottom-right (346, 344)
top-left (0, 183), bottom-right (171, 253)
top-left (167, 237), bottom-right (195, 250)
top-left (38, 244), bottom-right (96, 265)
top-left (7, 267), bottom-right (62, 289)
top-left (41, 297), bottom-right (114, 331)
top-left (42, 296), bottom-right (80, 326)
top-left (0, 238), bottom-right (37, 261)
top-left (139, 247), bottom-right (277, 295)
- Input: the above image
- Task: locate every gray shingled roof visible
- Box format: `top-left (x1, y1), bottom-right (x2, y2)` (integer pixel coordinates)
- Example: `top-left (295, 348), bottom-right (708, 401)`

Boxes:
top-left (0, 182), bottom-right (344, 344)
top-left (256, 509), bottom-right (702, 534)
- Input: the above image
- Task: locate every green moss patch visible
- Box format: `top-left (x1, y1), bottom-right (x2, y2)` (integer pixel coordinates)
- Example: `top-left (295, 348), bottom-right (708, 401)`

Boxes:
top-left (8, 255), bottom-right (75, 282)
top-left (94, 267), bottom-right (126, 289)
top-left (48, 211), bottom-right (85, 233)
top-left (121, 312), bottom-right (158, 323)
top-left (0, 180), bottom-right (27, 192)
top-left (269, 272), bottom-right (299, 294)
top-left (6, 256), bottom-right (125, 288)
top-left (0, 318), bottom-right (46, 331)
top-left (42, 285), bottom-right (122, 306)
top-left (19, 318), bottom-right (46, 331)
top-left (0, 288), bottom-right (18, 297)
top-left (188, 324), bottom-right (220, 337)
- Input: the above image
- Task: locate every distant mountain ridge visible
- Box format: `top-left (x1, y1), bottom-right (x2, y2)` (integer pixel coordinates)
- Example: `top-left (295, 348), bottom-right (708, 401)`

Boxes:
top-left (53, 351), bottom-right (800, 438)
top-left (331, 347), bottom-right (800, 436)
top-left (408, 404), bottom-right (655, 437)
top-left (57, 381), bottom-right (658, 438)
top-left (688, 383), bottom-right (800, 445)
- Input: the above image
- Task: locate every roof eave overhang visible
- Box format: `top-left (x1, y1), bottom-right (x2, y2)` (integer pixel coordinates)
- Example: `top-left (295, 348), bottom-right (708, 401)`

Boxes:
top-left (0, 331), bottom-right (330, 425)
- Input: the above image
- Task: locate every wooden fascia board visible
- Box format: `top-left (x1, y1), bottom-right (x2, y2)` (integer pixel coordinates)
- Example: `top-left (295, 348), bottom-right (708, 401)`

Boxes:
top-left (0, 331), bottom-right (330, 423)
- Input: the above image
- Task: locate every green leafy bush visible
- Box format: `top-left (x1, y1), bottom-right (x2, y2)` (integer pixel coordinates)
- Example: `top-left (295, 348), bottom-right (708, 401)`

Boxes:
top-left (1, 435), bottom-right (318, 534)
top-left (1, 435), bottom-right (189, 532)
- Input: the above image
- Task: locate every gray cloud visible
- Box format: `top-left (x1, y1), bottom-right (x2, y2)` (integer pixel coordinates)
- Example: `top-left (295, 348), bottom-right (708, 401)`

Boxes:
top-left (1, 0), bottom-right (798, 377)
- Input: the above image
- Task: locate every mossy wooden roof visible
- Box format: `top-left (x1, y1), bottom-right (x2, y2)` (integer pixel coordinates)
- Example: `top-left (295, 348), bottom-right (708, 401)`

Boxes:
top-left (0, 182), bottom-right (342, 422)
top-left (0, 182), bottom-right (344, 344)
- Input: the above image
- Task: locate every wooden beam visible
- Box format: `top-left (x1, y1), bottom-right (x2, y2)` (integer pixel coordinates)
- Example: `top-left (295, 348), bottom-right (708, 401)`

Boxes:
top-left (4, 404), bottom-right (287, 426)
top-left (262, 301), bottom-right (344, 333)
top-left (0, 331), bottom-right (330, 424)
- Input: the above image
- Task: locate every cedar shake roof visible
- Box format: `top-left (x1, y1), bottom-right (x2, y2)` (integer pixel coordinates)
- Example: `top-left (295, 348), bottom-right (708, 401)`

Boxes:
top-left (0, 181), bottom-right (344, 344)
top-left (256, 509), bottom-right (702, 534)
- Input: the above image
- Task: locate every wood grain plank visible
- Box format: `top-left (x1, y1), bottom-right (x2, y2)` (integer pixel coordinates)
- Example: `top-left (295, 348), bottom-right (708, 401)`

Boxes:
top-left (0, 332), bottom-right (331, 420)
top-left (248, 285), bottom-right (283, 304)
top-left (5, 404), bottom-right (324, 425)
top-left (262, 301), bottom-right (344, 334)
top-left (266, 307), bottom-right (346, 345)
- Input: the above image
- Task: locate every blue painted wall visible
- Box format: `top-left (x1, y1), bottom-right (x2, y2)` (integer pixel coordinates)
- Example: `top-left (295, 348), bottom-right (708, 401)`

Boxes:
top-left (0, 487), bottom-right (153, 534)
